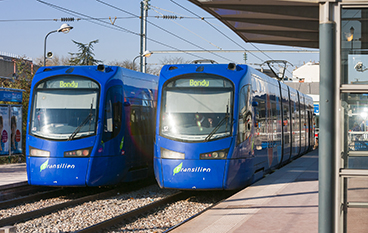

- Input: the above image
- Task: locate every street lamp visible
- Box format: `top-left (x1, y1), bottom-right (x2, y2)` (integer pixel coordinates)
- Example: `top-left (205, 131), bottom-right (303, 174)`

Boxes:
top-left (132, 50), bottom-right (152, 72)
top-left (350, 26), bottom-right (355, 50)
top-left (43, 23), bottom-right (73, 66)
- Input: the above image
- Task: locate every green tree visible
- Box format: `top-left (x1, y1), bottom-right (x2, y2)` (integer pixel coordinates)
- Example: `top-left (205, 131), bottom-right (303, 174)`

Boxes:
top-left (0, 57), bottom-right (36, 164)
top-left (69, 39), bottom-right (102, 65)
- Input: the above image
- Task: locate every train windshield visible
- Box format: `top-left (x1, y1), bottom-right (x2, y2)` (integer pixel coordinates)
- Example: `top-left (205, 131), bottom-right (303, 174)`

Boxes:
top-left (30, 76), bottom-right (99, 140)
top-left (160, 75), bottom-right (234, 142)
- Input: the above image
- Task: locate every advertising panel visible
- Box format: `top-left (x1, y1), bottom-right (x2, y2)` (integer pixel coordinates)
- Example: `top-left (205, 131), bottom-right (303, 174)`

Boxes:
top-left (10, 105), bottom-right (22, 155)
top-left (0, 105), bottom-right (10, 155)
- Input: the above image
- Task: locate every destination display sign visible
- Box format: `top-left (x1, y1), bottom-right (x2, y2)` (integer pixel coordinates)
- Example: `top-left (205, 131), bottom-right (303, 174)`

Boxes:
top-left (36, 76), bottom-right (99, 89)
top-left (173, 78), bottom-right (232, 88)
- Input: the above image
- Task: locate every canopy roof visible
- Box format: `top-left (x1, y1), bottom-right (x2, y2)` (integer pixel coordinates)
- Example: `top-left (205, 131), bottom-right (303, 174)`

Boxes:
top-left (188, 0), bottom-right (319, 48)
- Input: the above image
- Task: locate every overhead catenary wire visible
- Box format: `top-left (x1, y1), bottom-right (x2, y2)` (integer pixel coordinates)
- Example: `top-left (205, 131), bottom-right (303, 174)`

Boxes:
top-left (96, 0), bottom-right (234, 62)
top-left (169, 0), bottom-right (273, 63)
top-left (151, 7), bottom-right (222, 50)
top-left (35, 0), bottom-right (206, 60)
top-left (0, 17), bottom-right (136, 23)
top-left (0, 16), bottom-right (208, 23)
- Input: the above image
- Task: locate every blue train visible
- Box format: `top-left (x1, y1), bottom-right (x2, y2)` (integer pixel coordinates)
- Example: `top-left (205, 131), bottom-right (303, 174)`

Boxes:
top-left (26, 65), bottom-right (158, 186)
top-left (154, 63), bottom-right (315, 190)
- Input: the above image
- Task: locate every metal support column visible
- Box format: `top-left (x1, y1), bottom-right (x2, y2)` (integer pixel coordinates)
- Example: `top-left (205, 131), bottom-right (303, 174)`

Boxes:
top-left (140, 0), bottom-right (149, 73)
top-left (319, 1), bottom-right (337, 232)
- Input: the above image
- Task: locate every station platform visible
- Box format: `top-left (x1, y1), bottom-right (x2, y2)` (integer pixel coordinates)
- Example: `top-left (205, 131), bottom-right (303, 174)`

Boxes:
top-left (172, 149), bottom-right (318, 233)
top-left (0, 163), bottom-right (27, 186)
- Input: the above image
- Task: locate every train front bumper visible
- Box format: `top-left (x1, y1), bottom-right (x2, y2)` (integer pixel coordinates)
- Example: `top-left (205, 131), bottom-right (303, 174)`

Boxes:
top-left (27, 157), bottom-right (89, 186)
top-left (155, 158), bottom-right (226, 190)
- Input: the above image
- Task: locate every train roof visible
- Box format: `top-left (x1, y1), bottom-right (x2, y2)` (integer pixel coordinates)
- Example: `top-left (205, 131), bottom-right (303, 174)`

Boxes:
top-left (159, 63), bottom-right (312, 101)
top-left (33, 65), bottom-right (158, 85)
top-left (160, 63), bottom-right (248, 81)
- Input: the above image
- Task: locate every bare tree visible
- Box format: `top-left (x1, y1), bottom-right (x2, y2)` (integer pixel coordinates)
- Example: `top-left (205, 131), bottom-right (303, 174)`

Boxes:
top-left (107, 59), bottom-right (157, 76)
top-left (148, 56), bottom-right (191, 76)
top-left (34, 55), bottom-right (71, 66)
top-left (159, 56), bottom-right (191, 65)
top-left (108, 56), bottom-right (192, 76)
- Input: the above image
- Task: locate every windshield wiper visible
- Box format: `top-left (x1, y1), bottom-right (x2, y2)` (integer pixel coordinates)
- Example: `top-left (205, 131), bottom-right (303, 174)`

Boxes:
top-left (68, 101), bottom-right (94, 141)
top-left (204, 103), bottom-right (232, 142)
top-left (204, 114), bottom-right (230, 142)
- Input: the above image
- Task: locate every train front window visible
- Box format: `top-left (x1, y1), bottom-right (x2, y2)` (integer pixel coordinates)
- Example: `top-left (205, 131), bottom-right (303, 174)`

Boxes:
top-left (30, 76), bottom-right (99, 140)
top-left (160, 75), bottom-right (234, 142)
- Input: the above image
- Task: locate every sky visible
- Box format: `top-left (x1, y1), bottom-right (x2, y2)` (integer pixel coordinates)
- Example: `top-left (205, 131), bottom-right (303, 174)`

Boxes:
top-left (0, 0), bottom-right (319, 77)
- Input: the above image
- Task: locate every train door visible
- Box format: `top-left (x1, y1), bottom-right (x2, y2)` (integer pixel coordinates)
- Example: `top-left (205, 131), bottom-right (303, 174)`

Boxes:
top-left (300, 96), bottom-right (306, 153)
top-left (290, 89), bottom-right (299, 158)
top-left (101, 85), bottom-right (125, 178)
top-left (304, 100), bottom-right (308, 152)
top-left (266, 94), bottom-right (274, 168)
top-left (276, 96), bottom-right (284, 164)
top-left (128, 90), bottom-right (154, 168)
top-left (281, 87), bottom-right (291, 164)
top-left (274, 96), bottom-right (282, 164)
top-left (102, 86), bottom-right (123, 150)
top-left (296, 92), bottom-right (301, 155)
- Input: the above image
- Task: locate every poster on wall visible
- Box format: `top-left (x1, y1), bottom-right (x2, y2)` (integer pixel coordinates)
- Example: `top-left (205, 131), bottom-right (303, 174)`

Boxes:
top-left (10, 105), bottom-right (22, 155)
top-left (0, 105), bottom-right (10, 155)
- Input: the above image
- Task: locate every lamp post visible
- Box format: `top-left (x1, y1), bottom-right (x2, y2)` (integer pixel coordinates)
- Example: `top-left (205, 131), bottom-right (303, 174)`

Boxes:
top-left (43, 23), bottom-right (73, 66)
top-left (132, 50), bottom-right (152, 72)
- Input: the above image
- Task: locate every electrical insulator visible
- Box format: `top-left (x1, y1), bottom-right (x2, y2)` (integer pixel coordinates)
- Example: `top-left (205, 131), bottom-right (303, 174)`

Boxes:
top-left (61, 17), bottom-right (75, 22)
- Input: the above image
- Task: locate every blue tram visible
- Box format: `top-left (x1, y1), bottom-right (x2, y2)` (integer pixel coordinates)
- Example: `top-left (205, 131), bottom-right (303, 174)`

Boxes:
top-left (154, 63), bottom-right (314, 190)
top-left (26, 65), bottom-right (158, 186)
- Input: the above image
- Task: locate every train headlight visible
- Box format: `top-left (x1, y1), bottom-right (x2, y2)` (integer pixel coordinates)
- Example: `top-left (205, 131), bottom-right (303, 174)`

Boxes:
top-left (161, 148), bottom-right (185, 159)
top-left (64, 147), bottom-right (92, 157)
top-left (30, 147), bottom-right (50, 157)
top-left (200, 149), bottom-right (228, 160)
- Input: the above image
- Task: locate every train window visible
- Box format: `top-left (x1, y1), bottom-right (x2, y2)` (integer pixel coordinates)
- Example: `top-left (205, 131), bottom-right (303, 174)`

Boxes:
top-left (30, 76), bottom-right (99, 140)
top-left (160, 75), bottom-right (234, 142)
top-left (103, 86), bottom-right (123, 142)
top-left (237, 85), bottom-right (251, 144)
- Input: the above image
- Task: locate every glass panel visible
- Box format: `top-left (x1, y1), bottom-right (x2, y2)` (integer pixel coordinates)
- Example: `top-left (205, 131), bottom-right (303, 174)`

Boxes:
top-left (31, 76), bottom-right (99, 140)
top-left (160, 75), bottom-right (234, 142)
top-left (345, 93), bottom-right (368, 152)
top-left (341, 9), bottom-right (368, 84)
top-left (237, 85), bottom-right (251, 144)
top-left (342, 93), bottom-right (368, 169)
top-left (103, 86), bottom-right (123, 142)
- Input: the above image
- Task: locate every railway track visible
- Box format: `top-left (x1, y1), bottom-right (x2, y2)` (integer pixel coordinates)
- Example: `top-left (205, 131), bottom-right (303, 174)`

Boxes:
top-left (0, 178), bottom-right (156, 228)
top-left (0, 181), bottom-right (56, 202)
top-left (78, 190), bottom-right (236, 233)
top-left (1, 179), bottom-right (234, 232)
top-left (78, 191), bottom-right (186, 233)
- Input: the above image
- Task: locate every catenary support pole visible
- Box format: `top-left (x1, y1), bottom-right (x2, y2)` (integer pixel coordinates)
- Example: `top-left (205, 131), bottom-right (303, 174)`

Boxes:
top-left (140, 0), bottom-right (149, 73)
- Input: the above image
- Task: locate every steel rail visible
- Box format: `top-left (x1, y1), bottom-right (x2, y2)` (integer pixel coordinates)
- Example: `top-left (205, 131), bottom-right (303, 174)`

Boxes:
top-left (0, 188), bottom-right (121, 227)
top-left (77, 191), bottom-right (186, 233)
top-left (0, 179), bottom-right (156, 227)
top-left (0, 188), bottom-right (63, 209)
